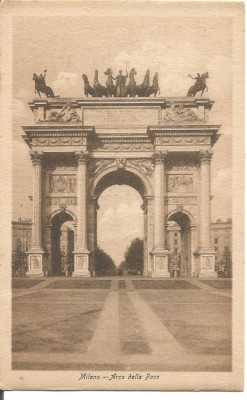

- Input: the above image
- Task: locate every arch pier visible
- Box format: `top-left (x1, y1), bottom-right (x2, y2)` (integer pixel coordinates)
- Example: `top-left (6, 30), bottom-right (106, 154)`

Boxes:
top-left (22, 97), bottom-right (221, 278)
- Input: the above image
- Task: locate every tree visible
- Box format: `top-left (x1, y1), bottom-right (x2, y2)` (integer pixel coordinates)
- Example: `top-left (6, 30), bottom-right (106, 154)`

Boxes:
top-left (94, 247), bottom-right (117, 276)
top-left (118, 260), bottom-right (127, 276)
top-left (124, 238), bottom-right (144, 274)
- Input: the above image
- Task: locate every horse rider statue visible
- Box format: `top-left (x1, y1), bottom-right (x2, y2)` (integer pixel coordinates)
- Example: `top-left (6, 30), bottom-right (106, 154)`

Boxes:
top-left (39, 69), bottom-right (47, 89)
top-left (33, 70), bottom-right (59, 98)
top-left (187, 72), bottom-right (209, 97)
top-left (112, 69), bottom-right (128, 97)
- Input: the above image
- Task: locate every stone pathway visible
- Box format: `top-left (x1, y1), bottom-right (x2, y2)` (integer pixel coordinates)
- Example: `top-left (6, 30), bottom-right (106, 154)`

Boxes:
top-left (12, 277), bottom-right (232, 371)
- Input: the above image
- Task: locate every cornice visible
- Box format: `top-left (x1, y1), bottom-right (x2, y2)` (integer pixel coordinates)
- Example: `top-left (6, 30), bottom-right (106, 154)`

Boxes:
top-left (147, 124), bottom-right (221, 135)
top-left (148, 124), bottom-right (221, 146)
top-left (22, 125), bottom-right (95, 136)
top-left (28, 97), bottom-right (214, 110)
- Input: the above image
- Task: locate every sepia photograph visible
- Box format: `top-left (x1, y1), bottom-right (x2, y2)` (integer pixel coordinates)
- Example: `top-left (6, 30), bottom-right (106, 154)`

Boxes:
top-left (0, 0), bottom-right (244, 392)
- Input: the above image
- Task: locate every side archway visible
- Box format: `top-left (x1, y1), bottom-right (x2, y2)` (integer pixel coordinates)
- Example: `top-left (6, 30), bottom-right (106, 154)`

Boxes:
top-left (50, 212), bottom-right (75, 276)
top-left (167, 210), bottom-right (193, 276)
top-left (47, 209), bottom-right (77, 225)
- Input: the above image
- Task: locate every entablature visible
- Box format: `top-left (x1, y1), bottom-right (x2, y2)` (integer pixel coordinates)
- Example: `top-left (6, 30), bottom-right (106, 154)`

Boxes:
top-left (27, 97), bottom-right (215, 128)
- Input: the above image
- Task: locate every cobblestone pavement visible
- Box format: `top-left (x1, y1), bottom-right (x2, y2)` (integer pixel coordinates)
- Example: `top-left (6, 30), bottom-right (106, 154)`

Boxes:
top-left (12, 277), bottom-right (232, 371)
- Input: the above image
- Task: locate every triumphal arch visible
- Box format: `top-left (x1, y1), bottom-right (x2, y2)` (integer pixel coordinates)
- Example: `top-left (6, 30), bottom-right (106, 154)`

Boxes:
top-left (22, 96), bottom-right (220, 278)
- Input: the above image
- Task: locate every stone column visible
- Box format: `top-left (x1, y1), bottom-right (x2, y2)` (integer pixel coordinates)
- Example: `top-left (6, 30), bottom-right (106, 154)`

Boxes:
top-left (199, 150), bottom-right (216, 277)
top-left (73, 151), bottom-right (90, 277)
top-left (44, 224), bottom-right (52, 276)
top-left (143, 195), bottom-right (154, 277)
top-left (27, 151), bottom-right (44, 276)
top-left (88, 195), bottom-right (98, 277)
top-left (151, 151), bottom-right (169, 277)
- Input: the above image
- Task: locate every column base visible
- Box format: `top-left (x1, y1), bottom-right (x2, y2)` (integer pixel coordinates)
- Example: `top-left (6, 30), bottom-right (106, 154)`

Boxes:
top-left (150, 249), bottom-right (170, 277)
top-left (27, 248), bottom-right (44, 276)
top-left (198, 249), bottom-right (217, 278)
top-left (73, 250), bottom-right (91, 277)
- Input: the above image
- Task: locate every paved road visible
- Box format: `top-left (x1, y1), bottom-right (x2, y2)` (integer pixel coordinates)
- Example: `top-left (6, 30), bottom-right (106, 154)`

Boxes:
top-left (12, 277), bottom-right (232, 371)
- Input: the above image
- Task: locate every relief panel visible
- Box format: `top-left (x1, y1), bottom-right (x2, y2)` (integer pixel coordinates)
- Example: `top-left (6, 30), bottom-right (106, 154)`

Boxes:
top-left (167, 174), bottom-right (193, 193)
top-left (49, 174), bottom-right (77, 193)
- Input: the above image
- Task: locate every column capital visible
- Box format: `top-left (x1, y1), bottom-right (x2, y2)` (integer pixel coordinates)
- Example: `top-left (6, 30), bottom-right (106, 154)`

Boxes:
top-left (199, 150), bottom-right (213, 164)
top-left (152, 151), bottom-right (168, 166)
top-left (30, 151), bottom-right (43, 166)
top-left (75, 151), bottom-right (90, 165)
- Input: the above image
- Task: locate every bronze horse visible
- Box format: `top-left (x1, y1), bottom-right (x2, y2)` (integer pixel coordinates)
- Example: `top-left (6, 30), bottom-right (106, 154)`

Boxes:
top-left (126, 69), bottom-right (150, 97)
top-left (82, 74), bottom-right (96, 97)
top-left (33, 73), bottom-right (58, 98)
top-left (93, 70), bottom-right (108, 97)
top-left (148, 72), bottom-right (160, 97)
top-left (187, 72), bottom-right (209, 96)
top-left (104, 68), bottom-right (116, 97)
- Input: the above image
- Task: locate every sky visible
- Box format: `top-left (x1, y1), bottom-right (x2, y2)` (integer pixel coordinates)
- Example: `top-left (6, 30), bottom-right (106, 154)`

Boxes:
top-left (12, 13), bottom-right (232, 264)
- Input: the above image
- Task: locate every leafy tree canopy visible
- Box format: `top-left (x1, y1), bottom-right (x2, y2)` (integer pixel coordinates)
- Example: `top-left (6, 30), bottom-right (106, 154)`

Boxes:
top-left (124, 238), bottom-right (144, 272)
top-left (94, 247), bottom-right (117, 276)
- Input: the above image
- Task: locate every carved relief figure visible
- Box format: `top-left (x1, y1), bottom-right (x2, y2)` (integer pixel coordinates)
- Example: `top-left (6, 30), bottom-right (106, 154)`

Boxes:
top-left (163, 102), bottom-right (201, 122)
top-left (49, 175), bottom-right (76, 193)
top-left (42, 102), bottom-right (80, 123)
top-left (88, 160), bottom-right (115, 177)
top-left (128, 159), bottom-right (154, 177)
top-left (167, 175), bottom-right (193, 193)
top-left (117, 158), bottom-right (126, 169)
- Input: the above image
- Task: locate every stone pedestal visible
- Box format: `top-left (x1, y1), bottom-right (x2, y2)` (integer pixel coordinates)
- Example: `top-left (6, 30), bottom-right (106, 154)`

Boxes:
top-left (26, 249), bottom-right (44, 276)
top-left (27, 151), bottom-right (44, 276)
top-left (151, 250), bottom-right (170, 277)
top-left (73, 250), bottom-right (91, 277)
top-left (199, 250), bottom-right (217, 277)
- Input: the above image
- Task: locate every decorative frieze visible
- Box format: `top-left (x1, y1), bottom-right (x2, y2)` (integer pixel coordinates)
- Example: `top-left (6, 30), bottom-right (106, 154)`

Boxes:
top-left (166, 158), bottom-right (199, 170)
top-left (165, 196), bottom-right (197, 205)
top-left (45, 197), bottom-right (77, 205)
top-left (32, 136), bottom-right (85, 146)
top-left (167, 174), bottom-right (193, 193)
top-left (90, 141), bottom-right (153, 151)
top-left (49, 174), bottom-right (76, 193)
top-left (46, 165), bottom-right (77, 171)
top-left (155, 136), bottom-right (210, 145)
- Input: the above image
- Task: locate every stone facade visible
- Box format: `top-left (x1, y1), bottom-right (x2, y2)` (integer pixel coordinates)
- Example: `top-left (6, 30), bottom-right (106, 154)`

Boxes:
top-left (22, 97), bottom-right (221, 277)
top-left (211, 219), bottom-right (232, 264)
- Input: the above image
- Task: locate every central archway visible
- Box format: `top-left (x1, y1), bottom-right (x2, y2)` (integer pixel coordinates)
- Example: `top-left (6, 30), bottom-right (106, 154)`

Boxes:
top-left (97, 185), bottom-right (143, 275)
top-left (89, 167), bottom-right (153, 276)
